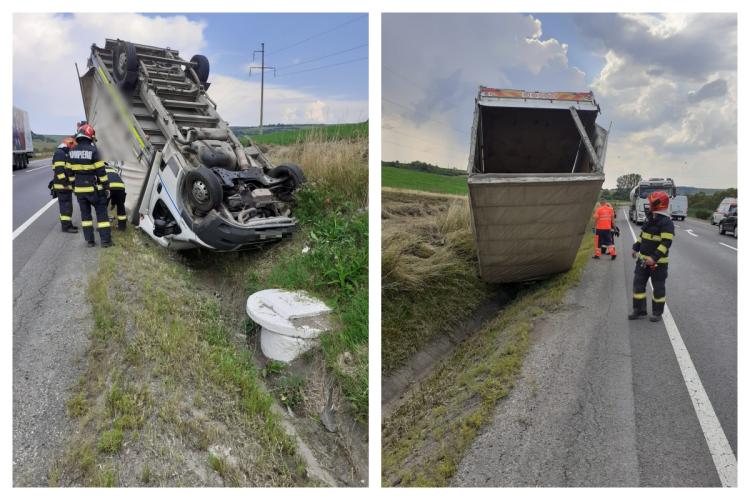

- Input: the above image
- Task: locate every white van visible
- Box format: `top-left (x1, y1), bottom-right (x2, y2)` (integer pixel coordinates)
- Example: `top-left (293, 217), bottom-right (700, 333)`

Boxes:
top-left (711, 197), bottom-right (737, 225)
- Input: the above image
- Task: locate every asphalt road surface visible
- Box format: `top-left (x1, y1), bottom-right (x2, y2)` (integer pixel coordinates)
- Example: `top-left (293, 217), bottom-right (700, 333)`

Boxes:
top-left (454, 211), bottom-right (736, 487)
top-left (13, 157), bottom-right (95, 485)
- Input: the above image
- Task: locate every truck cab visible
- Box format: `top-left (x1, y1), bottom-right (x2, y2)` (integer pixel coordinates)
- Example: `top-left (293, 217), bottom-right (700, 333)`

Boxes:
top-left (629, 178), bottom-right (677, 224)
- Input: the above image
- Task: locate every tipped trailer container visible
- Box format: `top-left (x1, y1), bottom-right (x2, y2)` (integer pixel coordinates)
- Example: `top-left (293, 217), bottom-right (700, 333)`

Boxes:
top-left (467, 88), bottom-right (609, 283)
top-left (78, 39), bottom-right (304, 251)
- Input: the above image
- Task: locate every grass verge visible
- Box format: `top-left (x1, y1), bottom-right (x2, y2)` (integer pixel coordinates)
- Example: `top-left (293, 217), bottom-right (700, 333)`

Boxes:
top-left (248, 122), bottom-right (368, 146)
top-left (382, 234), bottom-right (594, 486)
top-left (382, 166), bottom-right (469, 196)
top-left (382, 192), bottom-right (490, 373)
top-left (53, 229), bottom-right (308, 487)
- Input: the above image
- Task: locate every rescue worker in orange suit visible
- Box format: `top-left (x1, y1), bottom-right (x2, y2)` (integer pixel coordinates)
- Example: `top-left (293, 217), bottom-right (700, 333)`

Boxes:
top-left (51, 137), bottom-right (78, 233)
top-left (67, 124), bottom-right (112, 247)
top-left (593, 198), bottom-right (617, 259)
top-left (629, 191), bottom-right (674, 322)
top-left (105, 164), bottom-right (127, 230)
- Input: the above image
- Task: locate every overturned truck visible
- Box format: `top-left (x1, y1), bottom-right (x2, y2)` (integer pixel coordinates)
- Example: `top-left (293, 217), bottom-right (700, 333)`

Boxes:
top-left (467, 88), bottom-right (609, 283)
top-left (79, 39), bottom-right (304, 250)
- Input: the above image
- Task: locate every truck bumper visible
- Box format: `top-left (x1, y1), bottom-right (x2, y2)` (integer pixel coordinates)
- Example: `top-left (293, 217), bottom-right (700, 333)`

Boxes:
top-left (191, 212), bottom-right (298, 251)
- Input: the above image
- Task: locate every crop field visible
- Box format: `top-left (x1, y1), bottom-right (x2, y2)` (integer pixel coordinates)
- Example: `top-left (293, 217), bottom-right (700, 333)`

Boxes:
top-left (382, 166), bottom-right (469, 196)
top-left (246, 122), bottom-right (368, 146)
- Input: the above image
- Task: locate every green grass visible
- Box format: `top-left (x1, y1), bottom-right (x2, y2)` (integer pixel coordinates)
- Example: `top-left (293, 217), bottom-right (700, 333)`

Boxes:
top-left (246, 122), bottom-right (368, 145)
top-left (382, 166), bottom-right (469, 195)
top-left (54, 228), bottom-right (308, 487)
top-left (244, 186), bottom-right (369, 421)
top-left (382, 234), bottom-right (594, 487)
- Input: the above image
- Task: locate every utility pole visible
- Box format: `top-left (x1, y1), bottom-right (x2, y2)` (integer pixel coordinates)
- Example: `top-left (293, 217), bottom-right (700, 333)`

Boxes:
top-left (249, 43), bottom-right (275, 135)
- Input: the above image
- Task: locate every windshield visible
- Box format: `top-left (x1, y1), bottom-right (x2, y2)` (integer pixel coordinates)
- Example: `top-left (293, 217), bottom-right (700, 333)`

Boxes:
top-left (639, 186), bottom-right (675, 199)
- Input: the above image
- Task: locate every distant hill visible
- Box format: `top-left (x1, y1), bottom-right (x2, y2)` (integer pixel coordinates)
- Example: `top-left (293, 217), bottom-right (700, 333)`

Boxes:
top-left (382, 160), bottom-right (466, 177)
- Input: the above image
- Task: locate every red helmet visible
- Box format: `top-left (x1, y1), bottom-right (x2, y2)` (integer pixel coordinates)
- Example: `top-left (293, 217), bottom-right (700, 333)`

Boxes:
top-left (76, 124), bottom-right (96, 141)
top-left (648, 191), bottom-right (670, 212)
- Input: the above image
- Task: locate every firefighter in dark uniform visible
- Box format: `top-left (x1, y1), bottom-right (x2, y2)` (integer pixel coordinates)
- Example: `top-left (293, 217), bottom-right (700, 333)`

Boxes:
top-left (51, 137), bottom-right (78, 233)
top-left (629, 191), bottom-right (674, 322)
top-left (67, 124), bottom-right (112, 247)
top-left (105, 164), bottom-right (127, 230)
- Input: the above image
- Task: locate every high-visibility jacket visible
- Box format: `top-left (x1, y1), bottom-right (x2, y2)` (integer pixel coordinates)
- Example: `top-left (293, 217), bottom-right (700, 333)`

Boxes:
top-left (632, 213), bottom-right (675, 265)
top-left (594, 204), bottom-right (615, 230)
top-left (66, 138), bottom-right (108, 195)
top-left (104, 165), bottom-right (125, 190)
top-left (51, 144), bottom-right (72, 191)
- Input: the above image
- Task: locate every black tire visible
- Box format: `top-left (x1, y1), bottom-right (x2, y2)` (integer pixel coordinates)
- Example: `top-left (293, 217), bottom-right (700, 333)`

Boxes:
top-left (719, 223), bottom-right (726, 235)
top-left (112, 41), bottom-right (139, 91)
top-left (268, 163), bottom-right (306, 202)
top-left (184, 166), bottom-right (222, 214)
top-left (190, 55), bottom-right (210, 84)
top-left (734, 225), bottom-right (737, 239)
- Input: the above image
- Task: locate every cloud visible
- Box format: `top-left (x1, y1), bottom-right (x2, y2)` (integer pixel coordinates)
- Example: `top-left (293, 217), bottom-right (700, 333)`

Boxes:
top-left (688, 79), bottom-right (728, 103)
top-left (13, 13), bottom-right (367, 133)
top-left (208, 75), bottom-right (367, 125)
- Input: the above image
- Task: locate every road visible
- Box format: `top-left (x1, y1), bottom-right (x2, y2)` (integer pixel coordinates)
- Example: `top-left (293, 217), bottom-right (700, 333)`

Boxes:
top-left (13, 157), bottom-right (95, 485)
top-left (454, 211), bottom-right (737, 487)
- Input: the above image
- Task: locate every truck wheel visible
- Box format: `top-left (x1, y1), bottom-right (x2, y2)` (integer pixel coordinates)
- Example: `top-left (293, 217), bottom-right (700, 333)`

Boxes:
top-left (112, 41), bottom-right (139, 91)
top-left (189, 55), bottom-right (210, 85)
top-left (269, 163), bottom-right (306, 202)
top-left (184, 166), bottom-right (222, 214)
top-left (719, 223), bottom-right (726, 235)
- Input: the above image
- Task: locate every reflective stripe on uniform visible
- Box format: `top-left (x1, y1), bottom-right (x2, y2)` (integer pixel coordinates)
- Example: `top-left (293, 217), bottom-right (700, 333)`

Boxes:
top-left (53, 161), bottom-right (66, 167)
top-left (98, 221), bottom-right (111, 228)
top-left (56, 173), bottom-right (66, 179)
top-left (117, 215), bottom-right (127, 221)
top-left (53, 184), bottom-right (71, 190)
top-left (99, 175), bottom-right (109, 183)
top-left (657, 244), bottom-right (668, 254)
top-left (633, 292), bottom-right (647, 299)
top-left (641, 233), bottom-right (662, 241)
top-left (653, 296), bottom-right (667, 303)
top-left (81, 220), bottom-right (93, 227)
top-left (657, 256), bottom-right (669, 264)
top-left (109, 182), bottom-right (125, 189)
top-left (660, 232), bottom-right (674, 240)
top-left (74, 186), bottom-right (95, 193)
top-left (60, 215), bottom-right (72, 221)
top-left (94, 160), bottom-right (105, 168)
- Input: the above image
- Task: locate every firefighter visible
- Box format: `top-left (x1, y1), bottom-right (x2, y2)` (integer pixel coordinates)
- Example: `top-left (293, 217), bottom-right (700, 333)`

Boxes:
top-left (629, 191), bottom-right (674, 322)
top-left (51, 137), bottom-right (78, 233)
top-left (67, 124), bottom-right (112, 247)
top-left (593, 198), bottom-right (617, 259)
top-left (105, 164), bottom-right (127, 230)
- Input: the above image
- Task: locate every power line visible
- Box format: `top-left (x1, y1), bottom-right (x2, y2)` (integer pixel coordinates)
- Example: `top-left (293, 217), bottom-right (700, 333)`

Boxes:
top-left (268, 14), bottom-right (367, 55)
top-left (276, 43), bottom-right (368, 70)
top-left (275, 56), bottom-right (368, 78)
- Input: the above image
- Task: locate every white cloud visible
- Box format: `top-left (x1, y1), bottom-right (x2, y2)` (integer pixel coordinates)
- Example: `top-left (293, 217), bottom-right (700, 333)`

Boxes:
top-left (208, 75), bottom-right (367, 126)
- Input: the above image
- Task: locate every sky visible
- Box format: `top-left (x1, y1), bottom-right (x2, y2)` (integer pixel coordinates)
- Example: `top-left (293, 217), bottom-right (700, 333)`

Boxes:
top-left (382, 13), bottom-right (737, 189)
top-left (13, 12), bottom-right (368, 134)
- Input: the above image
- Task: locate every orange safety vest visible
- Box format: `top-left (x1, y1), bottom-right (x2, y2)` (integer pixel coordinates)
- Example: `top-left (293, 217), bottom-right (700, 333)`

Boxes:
top-left (595, 204), bottom-right (615, 230)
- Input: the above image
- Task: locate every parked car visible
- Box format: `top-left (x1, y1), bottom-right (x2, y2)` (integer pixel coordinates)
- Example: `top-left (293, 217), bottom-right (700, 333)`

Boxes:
top-left (711, 197), bottom-right (737, 225)
top-left (718, 207), bottom-right (737, 238)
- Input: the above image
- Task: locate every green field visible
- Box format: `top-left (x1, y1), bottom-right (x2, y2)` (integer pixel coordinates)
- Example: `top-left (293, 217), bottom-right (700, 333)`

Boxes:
top-left (246, 122), bottom-right (368, 146)
top-left (382, 166), bottom-right (469, 196)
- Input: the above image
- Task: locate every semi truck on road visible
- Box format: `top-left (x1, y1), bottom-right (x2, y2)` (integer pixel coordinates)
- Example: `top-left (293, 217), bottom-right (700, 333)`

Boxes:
top-left (629, 178), bottom-right (678, 224)
top-left (78, 39), bottom-right (305, 251)
top-left (467, 88), bottom-right (609, 283)
top-left (12, 107), bottom-right (33, 170)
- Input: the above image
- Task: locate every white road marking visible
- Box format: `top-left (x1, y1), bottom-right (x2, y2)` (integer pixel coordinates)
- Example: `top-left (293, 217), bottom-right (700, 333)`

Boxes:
top-left (622, 209), bottom-right (737, 487)
top-left (686, 229), bottom-right (698, 238)
top-left (24, 164), bottom-right (51, 173)
top-left (12, 198), bottom-right (57, 240)
top-left (719, 242), bottom-right (737, 251)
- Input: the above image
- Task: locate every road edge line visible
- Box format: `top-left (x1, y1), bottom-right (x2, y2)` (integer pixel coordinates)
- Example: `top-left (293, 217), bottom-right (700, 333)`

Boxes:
top-left (719, 242), bottom-right (738, 251)
top-left (622, 209), bottom-right (737, 487)
top-left (13, 198), bottom-right (57, 240)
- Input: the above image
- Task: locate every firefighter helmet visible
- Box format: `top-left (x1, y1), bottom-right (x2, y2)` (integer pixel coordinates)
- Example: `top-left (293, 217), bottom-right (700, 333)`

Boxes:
top-left (76, 124), bottom-right (96, 141)
top-left (647, 191), bottom-right (670, 212)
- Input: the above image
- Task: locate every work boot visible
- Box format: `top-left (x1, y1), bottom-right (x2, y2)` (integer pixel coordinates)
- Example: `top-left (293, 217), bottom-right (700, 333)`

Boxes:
top-left (611, 253), bottom-right (617, 260)
top-left (593, 255), bottom-right (600, 259)
top-left (649, 315), bottom-right (662, 323)
top-left (87, 241), bottom-right (96, 248)
top-left (101, 240), bottom-right (113, 248)
top-left (628, 310), bottom-right (647, 320)
top-left (62, 226), bottom-right (79, 233)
